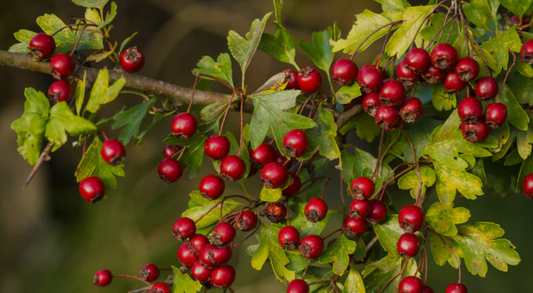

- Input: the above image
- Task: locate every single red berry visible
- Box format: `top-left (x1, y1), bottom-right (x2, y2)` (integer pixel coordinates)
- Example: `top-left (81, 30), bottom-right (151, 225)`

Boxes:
top-left (422, 286), bottom-right (435, 293)
top-left (251, 143), bottom-right (277, 167)
top-left (521, 39), bottom-right (533, 65)
top-left (220, 155), bottom-right (246, 181)
top-left (366, 199), bottom-right (388, 224)
top-left (398, 276), bottom-right (424, 293)
top-left (485, 103), bottom-right (507, 129)
top-left (199, 244), bottom-right (232, 268)
top-left (101, 139), bottom-right (126, 166)
top-left (304, 197), bottom-right (328, 223)
top-left (177, 242), bottom-right (198, 267)
top-left (445, 283), bottom-right (468, 293)
top-left (331, 58), bottom-right (358, 85)
top-left (511, 15), bottom-right (521, 24)
top-left (405, 48), bottom-right (431, 73)
top-left (397, 233), bottom-right (421, 258)
top-left (189, 234), bottom-right (209, 255)
top-left (522, 173), bottom-right (533, 198)
top-left (140, 263), bottom-right (160, 282)
top-left (398, 205), bottom-right (425, 233)
top-left (349, 199), bottom-right (371, 218)
top-left (431, 43), bottom-right (458, 70)
top-left (150, 282), bottom-right (171, 293)
top-left (261, 162), bottom-right (289, 189)
top-left (357, 66), bottom-right (384, 93)
top-left (275, 149), bottom-right (291, 169)
top-left (299, 235), bottom-right (324, 259)
top-left (400, 97), bottom-right (424, 123)
top-left (29, 33), bottom-right (56, 59)
top-left (375, 105), bottom-right (400, 130)
top-left (396, 60), bottom-right (419, 87)
top-left (361, 64), bottom-right (388, 78)
top-left (350, 177), bottom-right (375, 199)
top-left (210, 222), bottom-right (236, 246)
top-left (278, 226), bottom-right (300, 250)
top-left (342, 215), bottom-right (369, 239)
top-left (455, 57), bottom-right (479, 82)
top-left (378, 79), bottom-right (406, 107)
top-left (211, 265), bottom-right (236, 289)
top-left (190, 261), bottom-right (212, 283)
top-left (204, 135), bottom-right (231, 160)
top-left (475, 76), bottom-right (499, 101)
top-left (421, 65), bottom-right (445, 84)
top-left (284, 69), bottom-right (300, 90)
top-left (297, 66), bottom-right (322, 92)
top-left (461, 120), bottom-right (490, 143)
top-left (444, 71), bottom-right (466, 93)
top-left (282, 172), bottom-right (301, 197)
top-left (199, 174), bottom-right (225, 200)
top-left (458, 97), bottom-right (483, 123)
top-left (93, 269), bottom-right (112, 286)
top-left (362, 92), bottom-right (381, 117)
top-left (283, 129), bottom-right (309, 157)
top-left (120, 46), bottom-right (145, 73)
top-left (171, 112), bottom-right (198, 140)
top-left (287, 279), bottom-right (310, 293)
top-left (50, 53), bottom-right (75, 79)
top-left (163, 145), bottom-right (182, 158)
top-left (158, 157), bottom-right (183, 183)
top-left (48, 80), bottom-right (73, 103)
top-left (237, 210), bottom-right (258, 231)
top-left (248, 163), bottom-right (259, 177)
top-left (79, 176), bottom-right (105, 203)
top-left (172, 217), bottom-right (196, 241)
top-left (260, 203), bottom-right (286, 223)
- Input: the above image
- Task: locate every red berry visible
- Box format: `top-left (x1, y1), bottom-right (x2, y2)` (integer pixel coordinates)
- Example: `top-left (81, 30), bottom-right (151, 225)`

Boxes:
top-left (237, 210), bottom-right (258, 231)
top-left (199, 244), bottom-right (232, 268)
top-left (398, 276), bottom-right (424, 293)
top-left (210, 265), bottom-right (236, 289)
top-left (331, 58), bottom-right (358, 85)
top-left (523, 173), bottom-right (533, 198)
top-left (48, 80), bottom-right (73, 103)
top-left (101, 139), bottom-right (126, 166)
top-left (178, 242), bottom-right (198, 267)
top-left (396, 60), bottom-right (420, 87)
top-left (511, 15), bottom-right (521, 24)
top-left (357, 66), bottom-right (383, 93)
top-left (283, 172), bottom-right (302, 197)
top-left (366, 199), bottom-right (388, 224)
top-left (349, 199), bottom-right (371, 218)
top-left (190, 261), bottom-right (212, 283)
top-left (378, 79), bottom-right (406, 107)
top-left (458, 97), bottom-right (483, 123)
top-left (400, 97), bottom-right (424, 123)
top-left (461, 120), bottom-right (490, 143)
top-left (163, 145), bottom-right (182, 158)
top-left (405, 48), bottom-right (431, 73)
top-left (287, 279), bottom-right (310, 293)
top-left (455, 57), bottom-right (479, 82)
top-left (343, 215), bottom-right (369, 239)
top-left (260, 203), bottom-right (287, 223)
top-left (50, 53), bottom-right (75, 79)
top-left (397, 233), bottom-right (420, 258)
top-left (275, 149), bottom-right (291, 169)
top-left (304, 197), bottom-right (328, 223)
top-left (158, 157), bottom-right (183, 183)
top-left (283, 129), bottom-right (309, 158)
top-left (445, 283), bottom-right (468, 293)
top-left (278, 226), bottom-right (300, 250)
top-left (421, 65), bottom-right (445, 84)
top-left (171, 112), bottom-right (198, 140)
top-left (485, 103), bottom-right (507, 129)
top-left (297, 66), bottom-right (322, 92)
top-left (375, 105), bottom-right (400, 130)
top-left (299, 235), bottom-right (324, 258)
top-left (475, 76), bottom-right (499, 101)
top-left (261, 162), bottom-right (289, 189)
top-left (220, 155), bottom-right (246, 181)
top-left (284, 69), bottom-right (300, 90)
top-left (204, 135), bottom-right (231, 160)
top-left (361, 64), bottom-right (388, 77)
top-left (431, 43), bottom-right (458, 70)
top-left (399, 205), bottom-right (425, 233)
top-left (172, 217), bottom-right (196, 241)
top-left (362, 92), bottom-right (381, 117)
top-left (248, 163), bottom-right (259, 177)
top-left (79, 176), bottom-right (105, 203)
top-left (29, 33), bottom-right (56, 59)
top-left (422, 286), bottom-right (435, 293)
top-left (150, 282), bottom-right (171, 293)
top-left (210, 222), bottom-right (236, 246)
top-left (521, 39), bottom-right (533, 65)
top-left (120, 46), bottom-right (145, 73)
top-left (140, 263), bottom-right (160, 282)
top-left (350, 177), bottom-right (375, 199)
top-left (93, 269), bottom-right (112, 286)
top-left (444, 71), bottom-right (466, 94)
top-left (199, 174), bottom-right (225, 200)
top-left (251, 143), bottom-right (277, 167)
top-left (189, 234), bottom-right (209, 254)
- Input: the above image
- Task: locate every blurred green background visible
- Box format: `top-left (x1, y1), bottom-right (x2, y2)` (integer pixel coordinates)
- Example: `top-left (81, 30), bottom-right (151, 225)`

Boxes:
top-left (1, 0), bottom-right (532, 292)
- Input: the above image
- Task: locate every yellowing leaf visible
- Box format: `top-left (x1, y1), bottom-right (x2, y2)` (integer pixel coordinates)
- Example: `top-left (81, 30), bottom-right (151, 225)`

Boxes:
top-left (435, 163), bottom-right (484, 204)
top-left (85, 69), bottom-right (126, 113)
top-left (426, 202), bottom-right (470, 236)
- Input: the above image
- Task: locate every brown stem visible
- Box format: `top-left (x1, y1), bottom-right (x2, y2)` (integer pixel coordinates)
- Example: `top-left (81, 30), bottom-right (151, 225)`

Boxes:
top-left (402, 130), bottom-right (422, 205)
top-left (409, 0), bottom-right (453, 49)
top-left (322, 229), bottom-right (342, 241)
top-left (218, 91), bottom-right (237, 136)
top-left (187, 75), bottom-right (200, 113)
top-left (232, 224), bottom-right (260, 248)
top-left (319, 177), bottom-right (330, 199)
top-left (238, 92), bottom-right (245, 156)
top-left (375, 24), bottom-right (396, 66)
top-left (113, 274), bottom-right (151, 286)
top-left (498, 50), bottom-right (516, 103)
top-left (339, 171), bottom-right (346, 214)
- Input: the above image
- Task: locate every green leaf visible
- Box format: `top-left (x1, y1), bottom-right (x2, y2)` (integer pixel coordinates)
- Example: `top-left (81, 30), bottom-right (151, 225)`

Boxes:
top-left (374, 0), bottom-right (411, 21)
top-left (430, 233), bottom-right (461, 268)
top-left (342, 146), bottom-right (392, 193)
top-left (260, 187), bottom-right (282, 202)
top-left (515, 56), bottom-right (533, 77)
top-left (374, 214), bottom-right (407, 256)
top-left (36, 13), bottom-right (103, 52)
top-left (251, 224), bottom-right (295, 282)
top-left (193, 53), bottom-right (234, 88)
top-left (431, 82), bottom-right (456, 111)
top-left (518, 149), bottom-right (533, 191)
top-left (363, 256), bottom-right (416, 293)
top-left (434, 163), bottom-right (484, 204)
top-left (72, 0), bottom-right (109, 8)
top-left (481, 27), bottom-right (522, 72)
top-left (289, 197), bottom-right (336, 237)
top-left (463, 0), bottom-right (492, 30)
top-left (45, 102), bottom-right (97, 150)
top-left (119, 32), bottom-right (138, 53)
top-left (96, 1), bottom-right (117, 29)
top-left (318, 235), bottom-right (356, 275)
top-left (335, 82), bottom-right (362, 104)
top-left (500, 85), bottom-right (529, 131)
top-left (517, 121), bottom-right (533, 159)
top-left (306, 107), bottom-right (342, 165)
top-left (426, 202), bottom-right (470, 236)
top-left (299, 27), bottom-right (334, 73)
top-left (403, 118), bottom-right (443, 162)
top-left (397, 166), bottom-right (436, 199)
top-left (258, 23), bottom-right (298, 68)
top-left (75, 72), bottom-right (87, 116)
top-left (506, 73), bottom-right (533, 105)
top-left (499, 0), bottom-right (533, 17)
top-left (85, 69), bottom-right (126, 113)
top-left (351, 113), bottom-right (382, 142)
top-left (136, 112), bottom-right (171, 146)
top-left (343, 267), bottom-right (365, 293)
top-left (421, 13), bottom-right (458, 45)
top-left (182, 191), bottom-right (243, 228)
top-left (171, 266), bottom-right (202, 293)
top-left (112, 98), bottom-right (156, 145)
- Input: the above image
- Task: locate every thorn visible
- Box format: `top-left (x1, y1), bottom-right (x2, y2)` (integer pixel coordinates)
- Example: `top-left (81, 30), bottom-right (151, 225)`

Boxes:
top-left (22, 142), bottom-right (53, 189)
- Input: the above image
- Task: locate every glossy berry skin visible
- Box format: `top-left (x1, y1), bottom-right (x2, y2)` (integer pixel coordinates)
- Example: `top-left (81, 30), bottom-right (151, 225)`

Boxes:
top-left (431, 43), bottom-right (458, 70)
top-left (349, 199), bottom-right (371, 218)
top-left (351, 177), bottom-right (375, 199)
top-left (405, 48), bottom-right (431, 73)
top-left (475, 76), bottom-right (499, 101)
top-left (287, 279), bottom-right (310, 293)
top-left (189, 234), bottom-right (209, 255)
top-left (171, 112), bottom-right (198, 140)
top-left (172, 217), bottom-right (196, 241)
top-left (357, 66), bottom-right (383, 93)
top-left (299, 235), bottom-right (324, 259)
top-left (220, 155), bottom-right (246, 181)
top-left (461, 120), bottom-right (490, 143)
top-left (204, 135), bottom-right (230, 160)
top-left (177, 242), bottom-right (198, 267)
top-left (399, 205), bottom-right (425, 233)
top-left (297, 66), bottom-right (322, 92)
top-left (444, 71), bottom-right (466, 94)
top-left (150, 282), bottom-right (171, 293)
top-left (422, 65), bottom-right (445, 84)
top-left (304, 197), bottom-right (328, 223)
top-left (367, 199), bottom-right (388, 224)
top-left (284, 69), bottom-right (300, 90)
top-left (485, 103), bottom-right (507, 129)
top-left (276, 149), bottom-right (290, 169)
top-left (283, 172), bottom-right (302, 197)
top-left (260, 203), bottom-right (286, 223)
top-left (458, 97), bottom-right (483, 123)
top-left (522, 173), bottom-right (533, 198)
top-left (362, 92), bottom-right (381, 117)
top-left (190, 261), bottom-right (212, 283)
top-left (396, 60), bottom-right (419, 87)
top-left (397, 233), bottom-right (420, 258)
top-left (101, 139), bottom-right (126, 166)
top-left (163, 145), bottom-right (181, 158)
top-left (199, 244), bottom-right (232, 268)
top-left (283, 129), bottom-right (308, 158)
top-left (29, 33), bottom-right (56, 59)
top-left (79, 176), bottom-right (105, 203)
top-left (48, 80), bottom-right (73, 103)
top-left (251, 143), bottom-right (277, 167)
top-left (210, 222), bottom-right (236, 246)
top-left (331, 58), bottom-right (358, 85)
top-left (278, 226), bottom-right (300, 250)
top-left (455, 57), bottom-right (480, 82)
top-left (140, 263), bottom-right (160, 282)
top-left (375, 105), bottom-right (400, 130)
top-left (445, 283), bottom-right (468, 293)
top-left (398, 276), bottom-right (424, 293)
top-left (199, 174), bottom-right (225, 200)
top-left (50, 53), bottom-right (75, 79)
top-left (422, 286), bottom-right (435, 293)
top-left (261, 162), bottom-right (289, 189)
top-left (237, 210), bottom-right (258, 231)
top-left (343, 215), bottom-right (369, 239)
top-left (158, 157), bottom-right (183, 183)
top-left (93, 269), bottom-right (112, 286)
top-left (521, 40), bottom-right (533, 65)
top-left (211, 265), bottom-right (236, 289)
top-left (120, 47), bottom-right (145, 73)
top-left (400, 97), bottom-right (424, 123)
top-left (378, 79), bottom-right (406, 107)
